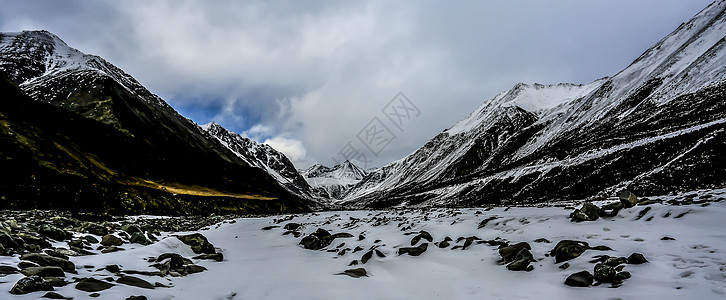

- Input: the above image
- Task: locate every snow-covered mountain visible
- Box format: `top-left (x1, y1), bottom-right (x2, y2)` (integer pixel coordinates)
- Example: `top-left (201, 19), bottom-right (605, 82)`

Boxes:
top-left (343, 0), bottom-right (726, 208)
top-left (0, 30), bottom-right (312, 213)
top-left (201, 122), bottom-right (314, 197)
top-left (302, 161), bottom-right (368, 199)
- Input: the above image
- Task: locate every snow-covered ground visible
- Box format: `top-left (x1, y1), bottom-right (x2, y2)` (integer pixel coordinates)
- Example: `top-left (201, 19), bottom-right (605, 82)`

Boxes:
top-left (2, 189), bottom-right (726, 299)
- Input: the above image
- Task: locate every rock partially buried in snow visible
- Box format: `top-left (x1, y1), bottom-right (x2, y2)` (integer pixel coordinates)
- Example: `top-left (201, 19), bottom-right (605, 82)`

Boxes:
top-left (75, 277), bottom-right (115, 292)
top-left (176, 233), bottom-right (215, 254)
top-left (570, 203), bottom-right (600, 222)
top-left (42, 291), bottom-right (72, 299)
top-left (627, 253), bottom-right (648, 264)
top-left (506, 248), bottom-right (535, 271)
top-left (19, 253), bottom-right (75, 273)
top-left (338, 268), bottom-right (368, 278)
top-left (499, 242), bottom-right (531, 262)
top-left (550, 240), bottom-right (591, 263)
top-left (398, 243), bottom-right (428, 256)
top-left (116, 276), bottom-right (155, 289)
top-left (565, 271), bottom-right (593, 287)
top-left (619, 190), bottom-right (639, 208)
top-left (593, 263), bottom-right (616, 283)
top-left (100, 234), bottom-right (123, 247)
top-left (10, 275), bottom-right (53, 294)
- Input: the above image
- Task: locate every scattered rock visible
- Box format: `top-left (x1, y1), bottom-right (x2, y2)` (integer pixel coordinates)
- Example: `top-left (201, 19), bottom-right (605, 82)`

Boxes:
top-left (565, 270), bottom-right (593, 287)
top-left (75, 278), bottom-right (115, 292)
top-left (0, 265), bottom-right (19, 274)
top-left (337, 268), bottom-right (367, 278)
top-left (126, 296), bottom-right (148, 300)
top-left (283, 223), bottom-right (301, 231)
top-left (260, 226), bottom-right (278, 231)
top-left (627, 253), bottom-right (648, 264)
top-left (129, 232), bottom-right (151, 245)
top-left (10, 275), bottom-right (54, 294)
top-left (559, 263), bottom-right (570, 270)
top-left (570, 203), bottom-right (600, 222)
top-left (299, 228), bottom-right (332, 250)
top-left (506, 248), bottom-right (535, 271)
top-left (619, 191), bottom-right (639, 208)
top-left (85, 224), bottom-right (108, 236)
top-left (38, 224), bottom-right (71, 241)
top-left (42, 291), bottom-right (72, 299)
top-left (177, 233), bottom-right (215, 254)
top-left (121, 224), bottom-right (143, 234)
top-left (104, 265), bottom-right (121, 273)
top-left (100, 234), bottom-right (123, 247)
top-left (550, 240), bottom-right (590, 263)
top-left (499, 242), bottom-right (531, 262)
top-left (410, 231), bottom-right (433, 245)
top-left (117, 276), bottom-right (155, 289)
top-left (477, 217), bottom-right (497, 229)
top-left (534, 238), bottom-right (551, 243)
top-left (594, 263), bottom-right (616, 283)
top-left (635, 207), bottom-right (652, 220)
top-left (661, 236), bottom-right (676, 241)
top-left (20, 253), bottom-right (75, 273)
top-left (398, 243), bottom-right (428, 256)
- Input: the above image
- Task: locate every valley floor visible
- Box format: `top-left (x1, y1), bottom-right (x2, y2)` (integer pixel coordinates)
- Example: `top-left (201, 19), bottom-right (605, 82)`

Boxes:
top-left (2, 189), bottom-right (726, 299)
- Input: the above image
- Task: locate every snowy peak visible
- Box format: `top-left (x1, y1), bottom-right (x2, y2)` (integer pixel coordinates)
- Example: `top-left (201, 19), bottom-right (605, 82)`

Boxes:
top-left (302, 164), bottom-right (333, 178)
top-left (200, 121), bottom-right (314, 198)
top-left (303, 160), bottom-right (368, 181)
top-left (301, 160), bottom-right (368, 200)
top-left (0, 30), bottom-right (168, 108)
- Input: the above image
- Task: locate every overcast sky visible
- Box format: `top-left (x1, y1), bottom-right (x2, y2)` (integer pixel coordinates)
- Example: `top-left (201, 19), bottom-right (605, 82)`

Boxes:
top-left (0, 0), bottom-right (713, 169)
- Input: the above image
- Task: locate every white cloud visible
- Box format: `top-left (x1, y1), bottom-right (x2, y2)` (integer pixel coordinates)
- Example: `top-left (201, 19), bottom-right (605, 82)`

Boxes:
top-left (263, 136), bottom-right (308, 164)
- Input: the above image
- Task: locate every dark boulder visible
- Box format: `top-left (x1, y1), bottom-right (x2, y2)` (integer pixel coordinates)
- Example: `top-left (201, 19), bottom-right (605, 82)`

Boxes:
top-left (499, 242), bottom-right (531, 262)
top-left (20, 253), bottom-right (75, 273)
top-left (100, 234), bottom-right (123, 247)
top-left (593, 263), bottom-right (616, 283)
top-left (129, 232), bottom-right (151, 245)
top-left (117, 276), bottom-right (155, 289)
top-left (627, 253), bottom-right (648, 264)
top-left (619, 190), bottom-right (639, 208)
top-left (565, 271), bottom-right (593, 287)
top-left (10, 275), bottom-right (53, 294)
top-left (42, 291), bottom-right (72, 299)
top-left (550, 240), bottom-right (590, 263)
top-left (75, 278), bottom-right (114, 292)
top-left (38, 224), bottom-right (70, 241)
top-left (410, 231), bottom-right (433, 245)
top-left (177, 233), bottom-right (215, 254)
top-left (570, 203), bottom-right (601, 222)
top-left (506, 248), bottom-right (535, 271)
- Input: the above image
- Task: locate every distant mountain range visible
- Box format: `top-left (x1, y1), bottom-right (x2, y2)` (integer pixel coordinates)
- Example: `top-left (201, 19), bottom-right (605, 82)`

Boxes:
top-left (1, 0), bottom-right (724, 213)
